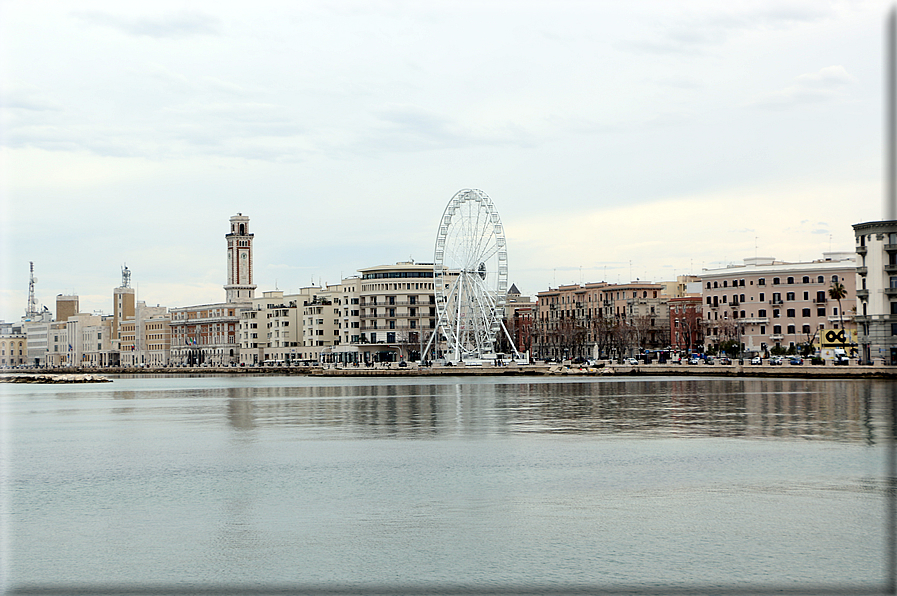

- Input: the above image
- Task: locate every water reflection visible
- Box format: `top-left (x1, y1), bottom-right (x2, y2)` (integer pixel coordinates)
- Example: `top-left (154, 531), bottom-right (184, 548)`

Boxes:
top-left (210, 378), bottom-right (894, 443)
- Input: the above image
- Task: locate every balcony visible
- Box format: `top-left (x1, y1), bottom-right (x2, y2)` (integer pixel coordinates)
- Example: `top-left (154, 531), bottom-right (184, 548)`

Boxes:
top-left (885, 287), bottom-right (897, 296)
top-left (856, 245), bottom-right (867, 255)
top-left (856, 289), bottom-right (869, 299)
top-left (739, 317), bottom-right (769, 325)
top-left (856, 267), bottom-right (868, 276)
top-left (812, 298), bottom-right (827, 304)
top-left (769, 334), bottom-right (785, 341)
top-left (885, 264), bottom-right (897, 273)
top-left (886, 244), bottom-right (897, 251)
top-left (769, 299), bottom-right (783, 305)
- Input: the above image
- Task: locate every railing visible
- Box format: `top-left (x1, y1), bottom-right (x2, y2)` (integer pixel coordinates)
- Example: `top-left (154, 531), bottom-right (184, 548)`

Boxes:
top-left (856, 289), bottom-right (869, 299)
top-left (857, 267), bottom-right (868, 275)
top-left (856, 245), bottom-right (867, 255)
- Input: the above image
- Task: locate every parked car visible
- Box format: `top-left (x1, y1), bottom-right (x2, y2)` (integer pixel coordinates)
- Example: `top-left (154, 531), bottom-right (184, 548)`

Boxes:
top-left (718, 357), bottom-right (732, 365)
top-left (751, 356), bottom-right (762, 365)
top-left (770, 356), bottom-right (784, 365)
top-left (788, 356), bottom-right (803, 365)
top-left (705, 356), bottom-right (715, 365)
top-left (627, 358), bottom-right (638, 365)
top-left (688, 357), bottom-right (700, 365)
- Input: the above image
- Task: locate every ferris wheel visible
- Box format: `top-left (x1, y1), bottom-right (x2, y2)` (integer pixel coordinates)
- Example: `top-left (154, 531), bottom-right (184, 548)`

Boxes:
top-left (428, 189), bottom-right (519, 362)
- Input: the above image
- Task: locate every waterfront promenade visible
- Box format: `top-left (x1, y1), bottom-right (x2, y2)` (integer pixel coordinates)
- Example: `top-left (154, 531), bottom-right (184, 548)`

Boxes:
top-left (5, 361), bottom-right (897, 379)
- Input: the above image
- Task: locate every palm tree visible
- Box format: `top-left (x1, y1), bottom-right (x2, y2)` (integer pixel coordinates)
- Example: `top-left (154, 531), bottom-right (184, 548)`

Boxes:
top-left (828, 281), bottom-right (848, 331)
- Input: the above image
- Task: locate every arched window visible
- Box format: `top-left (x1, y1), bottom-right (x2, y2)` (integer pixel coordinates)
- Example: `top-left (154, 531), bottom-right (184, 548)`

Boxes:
top-left (773, 277), bottom-right (780, 285)
top-left (713, 281), bottom-right (718, 288)
top-left (723, 280), bottom-right (728, 288)
top-left (803, 276), bottom-right (810, 283)
top-left (787, 277), bottom-right (794, 284)
top-left (706, 282), bottom-right (711, 289)
top-left (240, 223), bottom-right (245, 235)
top-left (817, 276), bottom-right (824, 283)
top-left (832, 275), bottom-right (839, 283)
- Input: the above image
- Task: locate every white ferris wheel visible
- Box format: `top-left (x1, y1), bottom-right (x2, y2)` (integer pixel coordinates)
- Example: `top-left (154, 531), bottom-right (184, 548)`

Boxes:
top-left (425, 189), bottom-right (521, 363)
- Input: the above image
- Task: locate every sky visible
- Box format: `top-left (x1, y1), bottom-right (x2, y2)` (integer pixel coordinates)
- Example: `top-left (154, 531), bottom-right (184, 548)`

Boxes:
top-left (0, 0), bottom-right (890, 321)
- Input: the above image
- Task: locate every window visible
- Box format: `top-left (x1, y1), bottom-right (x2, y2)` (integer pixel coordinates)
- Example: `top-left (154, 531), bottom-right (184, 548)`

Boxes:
top-left (786, 292), bottom-right (795, 301)
top-left (773, 309), bottom-right (780, 318)
top-left (787, 309), bottom-right (795, 318)
top-left (758, 309), bottom-right (767, 317)
top-left (773, 277), bottom-right (780, 285)
top-left (802, 324), bottom-right (811, 334)
top-left (723, 280), bottom-right (728, 288)
top-left (803, 292), bottom-right (809, 300)
top-left (760, 326), bottom-right (766, 334)
top-left (773, 325), bottom-right (782, 334)
top-left (817, 308), bottom-right (826, 316)
top-left (802, 276), bottom-right (810, 284)
top-left (706, 282), bottom-right (711, 289)
top-left (759, 293), bottom-right (765, 302)
top-left (832, 275), bottom-right (839, 283)
top-left (817, 276), bottom-right (824, 283)
top-left (713, 281), bottom-right (718, 288)
top-left (758, 278), bottom-right (765, 286)
top-left (787, 277), bottom-right (794, 284)
top-left (740, 294), bottom-right (746, 303)
top-left (787, 325), bottom-right (795, 334)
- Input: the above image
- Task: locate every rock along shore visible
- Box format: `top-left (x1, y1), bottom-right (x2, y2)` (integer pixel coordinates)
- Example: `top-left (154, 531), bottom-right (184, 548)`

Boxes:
top-left (0, 373), bottom-right (112, 384)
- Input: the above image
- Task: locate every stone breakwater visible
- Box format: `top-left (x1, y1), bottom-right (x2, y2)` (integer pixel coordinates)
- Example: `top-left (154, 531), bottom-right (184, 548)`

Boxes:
top-left (0, 373), bottom-right (112, 384)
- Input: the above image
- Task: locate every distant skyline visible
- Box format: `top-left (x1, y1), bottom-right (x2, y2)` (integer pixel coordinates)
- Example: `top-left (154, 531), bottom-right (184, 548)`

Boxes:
top-left (1, 0), bottom-right (889, 321)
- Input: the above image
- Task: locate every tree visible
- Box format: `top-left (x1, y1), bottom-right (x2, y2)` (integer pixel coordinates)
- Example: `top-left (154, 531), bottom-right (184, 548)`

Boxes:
top-left (828, 282), bottom-right (848, 331)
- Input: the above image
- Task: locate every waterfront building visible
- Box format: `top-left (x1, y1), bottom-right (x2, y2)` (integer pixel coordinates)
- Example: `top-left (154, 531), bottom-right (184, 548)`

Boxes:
top-left (0, 321), bottom-right (27, 368)
top-left (533, 281), bottom-right (670, 361)
top-left (500, 284), bottom-right (534, 356)
top-left (169, 214), bottom-right (256, 367)
top-left (119, 302), bottom-right (170, 367)
top-left (700, 254), bottom-right (857, 357)
top-left (853, 221), bottom-right (897, 364)
top-left (23, 310), bottom-right (52, 367)
top-left (356, 262), bottom-right (444, 363)
top-left (669, 296), bottom-right (704, 353)
top-left (239, 290), bottom-right (301, 365)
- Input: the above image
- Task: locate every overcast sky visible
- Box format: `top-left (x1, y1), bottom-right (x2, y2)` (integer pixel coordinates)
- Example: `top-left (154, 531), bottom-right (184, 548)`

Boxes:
top-left (0, 0), bottom-right (890, 321)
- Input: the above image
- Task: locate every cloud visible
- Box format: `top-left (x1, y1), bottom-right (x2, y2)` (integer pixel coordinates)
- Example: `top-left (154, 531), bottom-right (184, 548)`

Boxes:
top-left (748, 65), bottom-right (855, 108)
top-left (1, 88), bottom-right (65, 112)
top-left (72, 10), bottom-right (221, 39)
top-left (617, 1), bottom-right (834, 56)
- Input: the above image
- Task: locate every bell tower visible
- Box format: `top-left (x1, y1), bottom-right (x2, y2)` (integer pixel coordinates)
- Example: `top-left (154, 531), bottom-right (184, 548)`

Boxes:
top-left (225, 213), bottom-right (256, 304)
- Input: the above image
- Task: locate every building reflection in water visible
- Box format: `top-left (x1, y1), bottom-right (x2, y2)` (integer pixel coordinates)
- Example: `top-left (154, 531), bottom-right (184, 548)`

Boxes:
top-left (220, 378), bottom-right (894, 444)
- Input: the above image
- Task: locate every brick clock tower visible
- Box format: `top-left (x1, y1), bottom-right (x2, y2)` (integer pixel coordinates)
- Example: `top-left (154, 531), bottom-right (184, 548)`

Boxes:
top-left (225, 213), bottom-right (256, 304)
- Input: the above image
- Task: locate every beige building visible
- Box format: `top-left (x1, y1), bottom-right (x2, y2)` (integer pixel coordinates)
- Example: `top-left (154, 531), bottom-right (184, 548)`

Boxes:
top-left (700, 253), bottom-right (857, 356)
top-left (120, 303), bottom-right (170, 367)
top-left (0, 321), bottom-right (27, 368)
top-left (356, 262), bottom-right (442, 363)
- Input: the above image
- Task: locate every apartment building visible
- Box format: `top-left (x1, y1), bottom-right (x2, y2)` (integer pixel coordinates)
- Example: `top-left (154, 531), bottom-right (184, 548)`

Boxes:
top-left (669, 296), bottom-right (704, 353)
top-left (853, 221), bottom-right (897, 364)
top-left (357, 262), bottom-right (442, 362)
top-left (700, 253), bottom-right (856, 357)
top-left (534, 281), bottom-right (670, 361)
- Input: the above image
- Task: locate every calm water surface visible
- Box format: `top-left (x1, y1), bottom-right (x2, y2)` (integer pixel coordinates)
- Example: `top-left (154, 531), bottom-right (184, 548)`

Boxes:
top-left (1, 375), bottom-right (893, 592)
